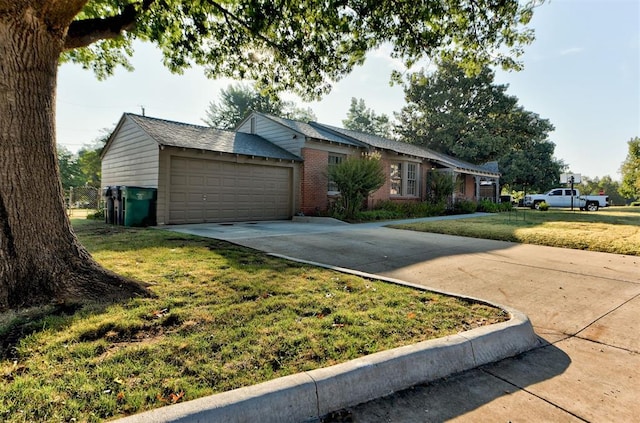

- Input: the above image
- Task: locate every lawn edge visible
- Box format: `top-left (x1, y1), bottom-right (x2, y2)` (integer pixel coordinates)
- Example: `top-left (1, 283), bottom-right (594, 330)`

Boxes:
top-left (113, 255), bottom-right (540, 423)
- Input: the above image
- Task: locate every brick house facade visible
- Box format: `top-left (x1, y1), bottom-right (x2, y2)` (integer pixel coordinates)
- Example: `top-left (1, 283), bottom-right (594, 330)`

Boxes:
top-left (237, 112), bottom-right (500, 216)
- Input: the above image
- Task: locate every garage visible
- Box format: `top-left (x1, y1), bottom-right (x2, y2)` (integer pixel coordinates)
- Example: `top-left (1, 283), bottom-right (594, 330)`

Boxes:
top-left (101, 113), bottom-right (301, 226)
top-left (168, 157), bottom-right (293, 224)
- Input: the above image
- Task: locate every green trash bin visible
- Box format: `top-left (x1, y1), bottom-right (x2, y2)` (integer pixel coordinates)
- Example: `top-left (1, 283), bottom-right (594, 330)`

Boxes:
top-left (121, 186), bottom-right (157, 227)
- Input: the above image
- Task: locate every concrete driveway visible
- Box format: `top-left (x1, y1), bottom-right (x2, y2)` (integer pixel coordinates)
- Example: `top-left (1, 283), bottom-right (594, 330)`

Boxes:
top-left (167, 217), bottom-right (640, 422)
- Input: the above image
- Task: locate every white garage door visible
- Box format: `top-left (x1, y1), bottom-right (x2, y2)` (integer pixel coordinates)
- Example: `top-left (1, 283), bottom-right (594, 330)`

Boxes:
top-left (168, 157), bottom-right (292, 224)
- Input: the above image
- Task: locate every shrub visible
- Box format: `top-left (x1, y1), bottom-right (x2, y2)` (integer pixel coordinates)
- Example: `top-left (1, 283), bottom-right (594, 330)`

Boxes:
top-left (449, 199), bottom-right (477, 215)
top-left (87, 209), bottom-right (105, 220)
top-left (477, 199), bottom-right (513, 213)
top-left (538, 201), bottom-right (549, 211)
top-left (328, 153), bottom-right (385, 220)
top-left (631, 201), bottom-right (640, 207)
top-left (349, 201), bottom-right (448, 222)
top-left (426, 170), bottom-right (455, 204)
top-left (355, 209), bottom-right (404, 221)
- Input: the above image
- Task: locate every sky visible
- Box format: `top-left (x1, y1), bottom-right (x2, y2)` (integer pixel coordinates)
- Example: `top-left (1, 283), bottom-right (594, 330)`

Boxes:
top-left (56, 0), bottom-right (639, 181)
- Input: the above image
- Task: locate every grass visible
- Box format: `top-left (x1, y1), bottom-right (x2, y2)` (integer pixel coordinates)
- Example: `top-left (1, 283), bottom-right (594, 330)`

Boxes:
top-left (0, 220), bottom-right (507, 422)
top-left (392, 206), bottom-right (640, 256)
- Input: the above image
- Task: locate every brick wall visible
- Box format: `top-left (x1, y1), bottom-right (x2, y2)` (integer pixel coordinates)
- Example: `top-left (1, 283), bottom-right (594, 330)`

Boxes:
top-left (368, 156), bottom-right (392, 207)
top-left (300, 148), bottom-right (329, 214)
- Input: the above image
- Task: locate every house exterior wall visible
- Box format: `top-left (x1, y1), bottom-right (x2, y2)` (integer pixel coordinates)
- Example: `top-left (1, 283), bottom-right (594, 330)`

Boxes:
top-left (298, 142), bottom-right (361, 214)
top-left (238, 114), bottom-right (304, 156)
top-left (101, 116), bottom-right (159, 189)
top-left (300, 147), bottom-right (328, 214)
top-left (369, 154), bottom-right (423, 208)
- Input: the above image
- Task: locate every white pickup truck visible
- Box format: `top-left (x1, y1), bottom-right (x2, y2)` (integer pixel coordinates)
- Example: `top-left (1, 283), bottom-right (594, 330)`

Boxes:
top-left (524, 188), bottom-right (609, 211)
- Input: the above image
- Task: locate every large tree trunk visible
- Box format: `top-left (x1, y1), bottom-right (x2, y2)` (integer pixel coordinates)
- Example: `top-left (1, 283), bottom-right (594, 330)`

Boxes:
top-left (0, 7), bottom-right (151, 311)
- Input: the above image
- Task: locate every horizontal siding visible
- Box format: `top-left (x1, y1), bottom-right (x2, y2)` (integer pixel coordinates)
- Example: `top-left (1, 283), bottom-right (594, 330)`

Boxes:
top-left (101, 117), bottom-right (159, 189)
top-left (238, 114), bottom-right (303, 156)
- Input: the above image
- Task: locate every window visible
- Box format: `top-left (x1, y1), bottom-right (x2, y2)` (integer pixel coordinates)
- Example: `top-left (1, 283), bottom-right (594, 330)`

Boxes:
top-left (390, 163), bottom-right (402, 195)
top-left (390, 162), bottom-right (419, 197)
top-left (407, 163), bottom-right (417, 196)
top-left (328, 154), bottom-right (345, 192)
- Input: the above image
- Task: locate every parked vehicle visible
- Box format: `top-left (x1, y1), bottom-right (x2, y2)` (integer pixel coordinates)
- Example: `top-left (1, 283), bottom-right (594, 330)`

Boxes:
top-left (524, 188), bottom-right (609, 211)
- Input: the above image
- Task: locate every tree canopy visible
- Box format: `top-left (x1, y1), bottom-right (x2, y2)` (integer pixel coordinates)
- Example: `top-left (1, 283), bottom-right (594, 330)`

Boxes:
top-left (395, 59), bottom-right (562, 192)
top-left (0, 0), bottom-right (542, 310)
top-left (580, 175), bottom-right (628, 206)
top-left (62, 0), bottom-right (539, 98)
top-left (620, 137), bottom-right (640, 200)
top-left (203, 83), bottom-right (315, 129)
top-left (342, 98), bottom-right (392, 138)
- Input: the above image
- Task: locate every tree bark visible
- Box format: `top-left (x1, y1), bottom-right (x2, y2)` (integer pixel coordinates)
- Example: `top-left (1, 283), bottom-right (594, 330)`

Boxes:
top-left (0, 7), bottom-right (151, 311)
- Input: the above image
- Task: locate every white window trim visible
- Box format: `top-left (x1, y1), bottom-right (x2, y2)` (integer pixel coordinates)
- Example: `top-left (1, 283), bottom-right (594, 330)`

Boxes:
top-left (390, 161), bottom-right (419, 197)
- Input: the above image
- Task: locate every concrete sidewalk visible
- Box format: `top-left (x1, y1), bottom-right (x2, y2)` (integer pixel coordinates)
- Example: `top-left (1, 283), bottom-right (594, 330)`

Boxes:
top-left (159, 217), bottom-right (639, 422)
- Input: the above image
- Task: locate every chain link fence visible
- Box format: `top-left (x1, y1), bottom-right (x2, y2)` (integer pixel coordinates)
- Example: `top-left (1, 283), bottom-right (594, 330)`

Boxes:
top-left (65, 186), bottom-right (101, 218)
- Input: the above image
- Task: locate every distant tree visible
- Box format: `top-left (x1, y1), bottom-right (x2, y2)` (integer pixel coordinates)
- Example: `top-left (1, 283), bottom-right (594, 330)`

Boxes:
top-left (342, 98), bottom-right (393, 137)
top-left (580, 176), bottom-right (628, 205)
top-left (396, 60), bottom-right (560, 192)
top-left (204, 84), bottom-right (316, 129)
top-left (620, 137), bottom-right (640, 200)
top-left (284, 105), bottom-right (317, 123)
top-left (57, 146), bottom-right (82, 190)
top-left (204, 84), bottom-right (284, 129)
top-left (77, 142), bottom-right (105, 188)
top-left (0, 0), bottom-right (540, 310)
top-left (499, 140), bottom-right (565, 193)
top-left (328, 153), bottom-right (386, 219)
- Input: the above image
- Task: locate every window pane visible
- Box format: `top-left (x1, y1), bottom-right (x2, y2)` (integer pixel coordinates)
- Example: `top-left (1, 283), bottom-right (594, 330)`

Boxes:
top-left (390, 163), bottom-right (402, 195)
top-left (407, 163), bottom-right (417, 196)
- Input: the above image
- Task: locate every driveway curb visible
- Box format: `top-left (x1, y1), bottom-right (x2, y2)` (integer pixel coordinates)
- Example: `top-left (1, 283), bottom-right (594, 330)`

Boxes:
top-left (115, 257), bottom-right (539, 423)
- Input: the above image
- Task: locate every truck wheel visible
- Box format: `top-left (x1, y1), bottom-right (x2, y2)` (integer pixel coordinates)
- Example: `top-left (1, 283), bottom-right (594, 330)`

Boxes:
top-left (586, 202), bottom-right (599, 212)
top-left (533, 201), bottom-right (542, 210)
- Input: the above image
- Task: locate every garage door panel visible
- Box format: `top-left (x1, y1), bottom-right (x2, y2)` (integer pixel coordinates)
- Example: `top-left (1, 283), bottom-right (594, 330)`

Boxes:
top-left (169, 157), bottom-right (292, 224)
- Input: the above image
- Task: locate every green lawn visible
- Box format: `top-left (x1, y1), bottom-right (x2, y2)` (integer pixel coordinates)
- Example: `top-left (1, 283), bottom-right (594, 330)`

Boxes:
top-left (0, 220), bottom-right (506, 422)
top-left (392, 206), bottom-right (640, 256)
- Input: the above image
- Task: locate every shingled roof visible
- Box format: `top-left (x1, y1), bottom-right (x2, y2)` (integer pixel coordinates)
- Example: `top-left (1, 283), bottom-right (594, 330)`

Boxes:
top-left (255, 113), bottom-right (364, 147)
top-left (310, 122), bottom-right (500, 177)
top-left (125, 114), bottom-right (302, 161)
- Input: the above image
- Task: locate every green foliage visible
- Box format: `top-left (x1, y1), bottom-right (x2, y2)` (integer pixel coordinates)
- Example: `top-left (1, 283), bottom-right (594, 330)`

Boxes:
top-left (362, 201), bottom-right (447, 221)
top-left (396, 59), bottom-right (562, 193)
top-left (328, 153), bottom-right (386, 219)
top-left (57, 136), bottom-right (105, 190)
top-left (426, 170), bottom-right (455, 204)
top-left (57, 146), bottom-right (82, 190)
top-left (61, 1), bottom-right (539, 99)
top-left (450, 199), bottom-right (478, 215)
top-left (538, 201), bottom-right (549, 211)
top-left (87, 209), bottom-right (105, 220)
top-left (620, 137), bottom-right (640, 200)
top-left (500, 140), bottom-right (565, 193)
top-left (203, 83), bottom-right (315, 129)
top-left (580, 175), bottom-right (629, 206)
top-left (477, 199), bottom-right (513, 213)
top-left (342, 98), bottom-right (392, 138)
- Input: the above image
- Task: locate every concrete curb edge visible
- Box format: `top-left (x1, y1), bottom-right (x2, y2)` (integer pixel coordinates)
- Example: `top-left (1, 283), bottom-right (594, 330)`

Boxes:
top-left (114, 255), bottom-right (539, 423)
